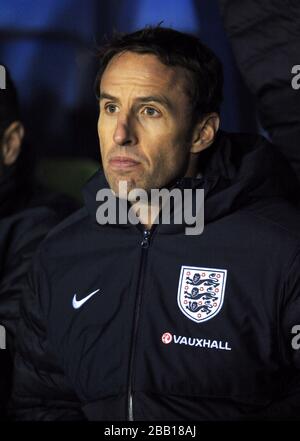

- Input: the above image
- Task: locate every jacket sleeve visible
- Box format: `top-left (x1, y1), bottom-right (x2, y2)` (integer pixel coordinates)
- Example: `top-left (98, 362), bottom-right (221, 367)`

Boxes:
top-left (0, 207), bottom-right (59, 417)
top-left (10, 247), bottom-right (86, 421)
top-left (261, 248), bottom-right (300, 419)
top-left (0, 207), bottom-right (58, 351)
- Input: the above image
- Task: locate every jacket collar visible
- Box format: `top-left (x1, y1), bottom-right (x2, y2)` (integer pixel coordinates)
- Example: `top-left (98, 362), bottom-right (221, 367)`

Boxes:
top-left (82, 130), bottom-right (300, 233)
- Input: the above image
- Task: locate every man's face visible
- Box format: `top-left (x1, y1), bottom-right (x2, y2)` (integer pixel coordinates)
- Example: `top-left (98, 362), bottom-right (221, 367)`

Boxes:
top-left (98, 51), bottom-right (195, 196)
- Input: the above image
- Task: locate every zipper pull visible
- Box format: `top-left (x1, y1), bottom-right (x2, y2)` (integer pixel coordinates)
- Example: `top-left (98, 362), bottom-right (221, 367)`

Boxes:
top-left (141, 229), bottom-right (151, 248)
top-left (128, 393), bottom-right (133, 421)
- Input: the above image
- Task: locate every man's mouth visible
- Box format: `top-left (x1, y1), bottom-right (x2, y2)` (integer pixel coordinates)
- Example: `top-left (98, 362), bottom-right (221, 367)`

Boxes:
top-left (109, 156), bottom-right (141, 170)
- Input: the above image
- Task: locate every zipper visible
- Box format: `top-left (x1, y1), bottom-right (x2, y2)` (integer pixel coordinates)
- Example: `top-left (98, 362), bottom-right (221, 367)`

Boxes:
top-left (127, 228), bottom-right (151, 421)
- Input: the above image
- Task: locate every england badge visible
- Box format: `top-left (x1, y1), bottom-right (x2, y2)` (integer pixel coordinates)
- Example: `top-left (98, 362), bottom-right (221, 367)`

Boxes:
top-left (177, 266), bottom-right (227, 323)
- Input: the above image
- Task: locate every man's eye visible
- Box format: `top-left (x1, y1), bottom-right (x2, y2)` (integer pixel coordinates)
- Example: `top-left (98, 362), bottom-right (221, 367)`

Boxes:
top-left (142, 107), bottom-right (160, 117)
top-left (105, 104), bottom-right (119, 114)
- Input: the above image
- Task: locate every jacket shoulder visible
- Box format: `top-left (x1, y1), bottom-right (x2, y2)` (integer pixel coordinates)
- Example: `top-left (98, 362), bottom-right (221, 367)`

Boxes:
top-left (241, 197), bottom-right (300, 241)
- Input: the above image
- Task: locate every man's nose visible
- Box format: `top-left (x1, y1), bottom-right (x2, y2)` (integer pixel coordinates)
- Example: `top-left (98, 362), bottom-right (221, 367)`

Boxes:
top-left (113, 114), bottom-right (138, 146)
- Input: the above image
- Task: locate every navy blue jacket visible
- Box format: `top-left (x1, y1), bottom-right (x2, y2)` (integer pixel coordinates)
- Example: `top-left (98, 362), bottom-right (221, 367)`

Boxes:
top-left (11, 132), bottom-right (300, 420)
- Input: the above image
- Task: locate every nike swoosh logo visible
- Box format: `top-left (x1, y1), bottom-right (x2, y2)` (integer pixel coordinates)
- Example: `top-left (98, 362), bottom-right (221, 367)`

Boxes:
top-left (72, 289), bottom-right (101, 309)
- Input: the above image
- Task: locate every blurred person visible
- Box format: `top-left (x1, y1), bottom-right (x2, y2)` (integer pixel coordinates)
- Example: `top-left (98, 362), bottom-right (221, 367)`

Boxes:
top-left (11, 27), bottom-right (300, 421)
top-left (0, 67), bottom-right (77, 419)
top-left (219, 0), bottom-right (300, 181)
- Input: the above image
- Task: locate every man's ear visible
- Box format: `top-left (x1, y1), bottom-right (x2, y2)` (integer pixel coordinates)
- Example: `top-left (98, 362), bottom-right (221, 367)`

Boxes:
top-left (190, 113), bottom-right (220, 153)
top-left (1, 121), bottom-right (24, 166)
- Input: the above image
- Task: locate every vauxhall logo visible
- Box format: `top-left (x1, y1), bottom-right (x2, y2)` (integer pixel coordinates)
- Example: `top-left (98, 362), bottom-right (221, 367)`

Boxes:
top-left (161, 332), bottom-right (232, 351)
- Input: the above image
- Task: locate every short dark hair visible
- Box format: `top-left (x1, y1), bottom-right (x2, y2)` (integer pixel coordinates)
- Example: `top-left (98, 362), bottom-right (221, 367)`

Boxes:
top-left (0, 65), bottom-right (19, 141)
top-left (95, 26), bottom-right (223, 119)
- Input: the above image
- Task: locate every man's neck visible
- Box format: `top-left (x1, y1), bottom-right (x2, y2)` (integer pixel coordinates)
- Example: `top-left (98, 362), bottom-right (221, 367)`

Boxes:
top-left (130, 169), bottom-right (202, 230)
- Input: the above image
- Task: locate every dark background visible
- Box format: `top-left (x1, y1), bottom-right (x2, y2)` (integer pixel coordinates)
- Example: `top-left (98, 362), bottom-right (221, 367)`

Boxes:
top-left (0, 0), bottom-right (258, 166)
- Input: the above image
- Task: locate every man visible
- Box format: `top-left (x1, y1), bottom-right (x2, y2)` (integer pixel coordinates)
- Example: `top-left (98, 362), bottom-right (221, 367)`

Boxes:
top-left (11, 26), bottom-right (300, 420)
top-left (0, 68), bottom-right (78, 419)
